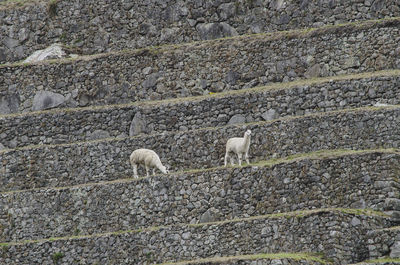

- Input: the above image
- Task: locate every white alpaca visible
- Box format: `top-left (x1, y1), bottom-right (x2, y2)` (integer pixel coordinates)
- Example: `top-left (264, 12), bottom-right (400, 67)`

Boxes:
top-left (130, 148), bottom-right (169, 178)
top-left (224, 129), bottom-right (252, 167)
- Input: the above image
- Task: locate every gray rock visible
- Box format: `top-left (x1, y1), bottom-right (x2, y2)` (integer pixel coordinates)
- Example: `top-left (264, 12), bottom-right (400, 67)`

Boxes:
top-left (0, 48), bottom-right (5, 62)
top-left (385, 198), bottom-right (400, 211)
top-left (351, 217), bottom-right (361, 226)
top-left (142, 73), bottom-right (161, 89)
top-left (86, 130), bottom-right (110, 140)
top-left (390, 241), bottom-right (400, 258)
top-left (32, 91), bottom-right (66, 111)
top-left (218, 3), bottom-right (236, 20)
top-left (271, 260), bottom-right (283, 265)
top-left (0, 93), bottom-right (20, 114)
top-left (305, 63), bottom-right (329, 78)
top-left (23, 43), bottom-right (66, 63)
top-left (4, 37), bottom-right (19, 49)
top-left (182, 232), bottom-right (191, 240)
top-left (0, 143), bottom-right (6, 150)
top-left (262, 109), bottom-right (278, 121)
top-left (343, 57), bottom-right (360, 69)
top-left (225, 70), bottom-right (239, 85)
top-left (271, 0), bottom-right (285, 10)
top-left (196, 22), bottom-right (238, 40)
top-left (160, 27), bottom-right (179, 42)
top-left (129, 112), bottom-right (146, 136)
top-left (228, 114), bottom-right (246, 125)
top-left (199, 208), bottom-right (220, 223)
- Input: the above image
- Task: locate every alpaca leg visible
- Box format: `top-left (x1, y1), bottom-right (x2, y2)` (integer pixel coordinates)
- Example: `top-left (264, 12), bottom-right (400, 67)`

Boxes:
top-left (237, 153), bottom-right (243, 166)
top-left (145, 165), bottom-right (150, 177)
top-left (224, 152), bottom-right (229, 167)
top-left (152, 168), bottom-right (155, 176)
top-left (133, 164), bottom-right (138, 178)
top-left (245, 152), bottom-right (250, 165)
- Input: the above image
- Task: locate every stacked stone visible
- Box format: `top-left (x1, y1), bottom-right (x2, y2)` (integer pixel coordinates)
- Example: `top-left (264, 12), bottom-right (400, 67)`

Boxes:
top-left (1, 0), bottom-right (400, 264)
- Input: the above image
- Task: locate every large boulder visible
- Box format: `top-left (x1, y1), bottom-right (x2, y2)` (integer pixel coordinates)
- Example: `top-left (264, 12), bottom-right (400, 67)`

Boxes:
top-left (0, 93), bottom-right (19, 114)
top-left (196, 22), bottom-right (238, 40)
top-left (32, 91), bottom-right (66, 111)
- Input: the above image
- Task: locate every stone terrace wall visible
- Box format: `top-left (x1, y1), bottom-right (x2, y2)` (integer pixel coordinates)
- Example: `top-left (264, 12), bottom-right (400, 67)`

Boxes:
top-left (0, 211), bottom-right (394, 264)
top-left (367, 227), bottom-right (400, 259)
top-left (1, 151), bottom-right (398, 241)
top-left (1, 107), bottom-right (399, 191)
top-left (1, 0), bottom-right (399, 63)
top-left (1, 19), bottom-right (400, 114)
top-left (193, 259), bottom-right (325, 265)
top-left (1, 73), bottom-right (400, 148)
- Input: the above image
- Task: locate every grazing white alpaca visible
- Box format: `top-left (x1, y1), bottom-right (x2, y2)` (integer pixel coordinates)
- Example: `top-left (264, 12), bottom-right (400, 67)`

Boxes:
top-left (224, 129), bottom-right (252, 167)
top-left (130, 148), bottom-right (169, 178)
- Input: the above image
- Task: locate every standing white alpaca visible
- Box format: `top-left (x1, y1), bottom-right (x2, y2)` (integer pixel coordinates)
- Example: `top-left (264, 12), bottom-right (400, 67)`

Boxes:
top-left (224, 129), bottom-right (252, 167)
top-left (130, 148), bottom-right (169, 178)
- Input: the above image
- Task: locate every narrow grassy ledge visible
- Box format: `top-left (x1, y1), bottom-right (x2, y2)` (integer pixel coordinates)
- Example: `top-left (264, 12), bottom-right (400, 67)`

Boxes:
top-left (1, 16), bottom-right (399, 69)
top-left (0, 208), bottom-right (390, 247)
top-left (1, 68), bottom-right (399, 119)
top-left (158, 252), bottom-right (331, 265)
top-left (1, 147), bottom-right (398, 195)
top-left (1, 104), bottom-right (399, 155)
top-left (0, 0), bottom-right (44, 9)
top-left (373, 226), bottom-right (400, 232)
top-left (351, 257), bottom-right (400, 264)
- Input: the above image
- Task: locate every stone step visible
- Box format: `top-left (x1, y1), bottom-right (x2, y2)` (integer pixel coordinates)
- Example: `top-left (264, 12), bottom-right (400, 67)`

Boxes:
top-left (1, 70), bottom-right (400, 149)
top-left (1, 149), bottom-right (398, 242)
top-left (367, 227), bottom-right (400, 260)
top-left (157, 252), bottom-right (329, 265)
top-left (0, 209), bottom-right (394, 264)
top-left (1, 0), bottom-right (399, 64)
top-left (1, 106), bottom-right (399, 191)
top-left (1, 18), bottom-right (400, 114)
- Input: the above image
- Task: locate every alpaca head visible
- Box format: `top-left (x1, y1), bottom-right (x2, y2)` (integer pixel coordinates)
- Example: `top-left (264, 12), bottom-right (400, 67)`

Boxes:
top-left (244, 129), bottom-right (252, 137)
top-left (160, 165), bottom-right (169, 174)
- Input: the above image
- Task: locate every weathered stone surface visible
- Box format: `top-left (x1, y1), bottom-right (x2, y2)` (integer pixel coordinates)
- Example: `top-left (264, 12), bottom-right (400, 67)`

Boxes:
top-left (0, 210), bottom-right (393, 264)
top-left (262, 109), bottom-right (278, 121)
top-left (390, 241), bottom-right (400, 258)
top-left (129, 112), bottom-right (146, 136)
top-left (1, 107), bottom-right (399, 192)
top-left (2, 0), bottom-right (399, 64)
top-left (86, 130), bottom-right (110, 140)
top-left (1, 151), bottom-right (398, 242)
top-left (1, 71), bottom-right (400, 148)
top-left (23, 43), bottom-right (66, 63)
top-left (0, 93), bottom-right (19, 114)
top-left (2, 19), bottom-right (400, 113)
top-left (32, 91), bottom-right (66, 111)
top-left (199, 208), bottom-right (221, 223)
top-left (227, 114), bottom-right (246, 125)
top-left (196, 22), bottom-right (238, 40)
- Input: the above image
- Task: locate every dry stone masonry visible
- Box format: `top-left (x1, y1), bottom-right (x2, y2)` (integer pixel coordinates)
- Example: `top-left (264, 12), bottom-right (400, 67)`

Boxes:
top-left (1, 18), bottom-right (400, 113)
top-left (1, 0), bottom-right (399, 63)
top-left (0, 151), bottom-right (398, 242)
top-left (0, 210), bottom-right (395, 264)
top-left (1, 0), bottom-right (400, 263)
top-left (1, 72), bottom-right (400, 148)
top-left (0, 107), bottom-right (399, 192)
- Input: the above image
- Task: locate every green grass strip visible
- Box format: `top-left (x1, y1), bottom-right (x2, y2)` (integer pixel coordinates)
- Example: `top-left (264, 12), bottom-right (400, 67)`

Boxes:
top-left (0, 208), bottom-right (389, 247)
top-left (158, 252), bottom-right (331, 265)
